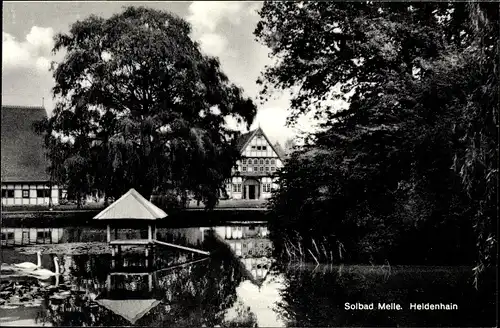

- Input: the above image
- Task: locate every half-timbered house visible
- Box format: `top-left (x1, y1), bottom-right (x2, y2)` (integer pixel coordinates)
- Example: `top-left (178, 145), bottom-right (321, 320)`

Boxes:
top-left (1, 105), bottom-right (62, 206)
top-left (225, 127), bottom-right (285, 200)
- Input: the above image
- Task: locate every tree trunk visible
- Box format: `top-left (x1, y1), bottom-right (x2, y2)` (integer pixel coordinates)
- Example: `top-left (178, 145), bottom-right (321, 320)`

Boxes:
top-left (77, 194), bottom-right (82, 209)
top-left (181, 190), bottom-right (188, 208)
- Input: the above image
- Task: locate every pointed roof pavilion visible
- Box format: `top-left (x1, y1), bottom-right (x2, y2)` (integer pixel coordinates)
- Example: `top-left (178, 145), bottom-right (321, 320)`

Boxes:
top-left (94, 298), bottom-right (161, 324)
top-left (94, 188), bottom-right (167, 221)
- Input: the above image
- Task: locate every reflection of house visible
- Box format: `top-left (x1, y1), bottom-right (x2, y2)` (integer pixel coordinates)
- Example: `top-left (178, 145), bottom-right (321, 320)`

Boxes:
top-left (241, 257), bottom-right (272, 286)
top-left (1, 106), bottom-right (62, 206)
top-left (214, 226), bottom-right (269, 240)
top-left (0, 227), bottom-right (63, 246)
top-left (213, 226), bottom-right (272, 257)
top-left (212, 225), bottom-right (273, 287)
top-left (225, 127), bottom-right (285, 200)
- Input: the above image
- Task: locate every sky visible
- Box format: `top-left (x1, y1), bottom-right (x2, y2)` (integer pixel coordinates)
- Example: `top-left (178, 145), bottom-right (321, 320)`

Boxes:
top-left (2, 1), bottom-right (320, 146)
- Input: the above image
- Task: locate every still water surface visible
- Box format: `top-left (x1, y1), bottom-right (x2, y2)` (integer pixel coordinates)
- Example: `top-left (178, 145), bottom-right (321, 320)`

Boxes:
top-left (0, 223), bottom-right (495, 327)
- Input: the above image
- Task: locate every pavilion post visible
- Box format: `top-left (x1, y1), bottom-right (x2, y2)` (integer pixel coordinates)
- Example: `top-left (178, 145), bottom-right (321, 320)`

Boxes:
top-left (107, 225), bottom-right (111, 243)
top-left (106, 275), bottom-right (111, 292)
top-left (153, 224), bottom-right (157, 240)
top-left (148, 224), bottom-right (152, 242)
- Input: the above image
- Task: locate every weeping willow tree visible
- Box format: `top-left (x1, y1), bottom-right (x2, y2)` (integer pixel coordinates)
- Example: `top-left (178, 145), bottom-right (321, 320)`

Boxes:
top-left (35, 6), bottom-right (256, 208)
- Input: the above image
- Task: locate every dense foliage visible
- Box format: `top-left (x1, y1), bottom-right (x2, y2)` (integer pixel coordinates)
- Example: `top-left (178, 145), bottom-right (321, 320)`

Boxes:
top-left (35, 6), bottom-right (256, 208)
top-left (273, 264), bottom-right (496, 327)
top-left (255, 2), bottom-right (498, 284)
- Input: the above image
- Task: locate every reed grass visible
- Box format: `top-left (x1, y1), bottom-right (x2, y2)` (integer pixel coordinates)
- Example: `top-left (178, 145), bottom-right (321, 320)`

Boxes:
top-left (278, 233), bottom-right (342, 265)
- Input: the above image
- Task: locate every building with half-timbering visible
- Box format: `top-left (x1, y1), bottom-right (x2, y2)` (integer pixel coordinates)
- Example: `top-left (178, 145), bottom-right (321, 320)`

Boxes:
top-left (1, 105), bottom-right (63, 206)
top-left (224, 127), bottom-right (286, 200)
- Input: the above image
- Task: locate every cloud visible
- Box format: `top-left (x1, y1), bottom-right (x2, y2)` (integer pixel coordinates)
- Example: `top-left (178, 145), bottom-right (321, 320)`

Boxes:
top-left (246, 2), bottom-right (262, 16)
top-left (187, 2), bottom-right (245, 57)
top-left (187, 2), bottom-right (244, 33)
top-left (2, 26), bottom-right (55, 73)
top-left (198, 33), bottom-right (228, 57)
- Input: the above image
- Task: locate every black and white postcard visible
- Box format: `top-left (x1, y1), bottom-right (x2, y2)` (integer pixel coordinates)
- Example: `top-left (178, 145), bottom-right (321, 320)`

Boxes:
top-left (1, 1), bottom-right (497, 327)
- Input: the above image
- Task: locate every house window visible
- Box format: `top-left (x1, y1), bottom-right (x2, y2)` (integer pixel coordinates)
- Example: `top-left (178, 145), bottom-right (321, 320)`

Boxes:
top-left (262, 146), bottom-right (267, 150)
top-left (260, 166), bottom-right (264, 172)
top-left (2, 190), bottom-right (14, 198)
top-left (22, 190), bottom-right (29, 198)
top-left (253, 159), bottom-right (258, 164)
top-left (259, 159), bottom-right (264, 164)
top-left (251, 146), bottom-right (257, 150)
top-left (1, 232), bottom-right (15, 241)
top-left (233, 184), bottom-right (241, 193)
top-left (37, 189), bottom-right (51, 198)
top-left (265, 159), bottom-right (269, 165)
top-left (242, 166), bottom-right (247, 172)
top-left (271, 159), bottom-right (276, 165)
top-left (242, 159), bottom-right (246, 164)
top-left (263, 183), bottom-right (272, 192)
top-left (253, 166), bottom-right (258, 172)
top-left (271, 167), bottom-right (276, 172)
top-left (256, 146), bottom-right (261, 150)
top-left (37, 231), bottom-right (51, 240)
top-left (265, 166), bottom-right (270, 172)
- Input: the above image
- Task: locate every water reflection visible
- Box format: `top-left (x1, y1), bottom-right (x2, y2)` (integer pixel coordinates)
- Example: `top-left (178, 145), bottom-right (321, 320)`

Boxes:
top-left (1, 228), bottom-right (64, 247)
top-left (211, 225), bottom-right (283, 326)
top-left (1, 224), bottom-right (496, 327)
top-left (1, 226), bottom-right (265, 327)
top-left (212, 226), bottom-right (273, 286)
top-left (1, 227), bottom-right (207, 249)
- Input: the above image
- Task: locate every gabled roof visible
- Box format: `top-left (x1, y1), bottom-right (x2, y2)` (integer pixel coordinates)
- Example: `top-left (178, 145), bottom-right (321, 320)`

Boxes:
top-left (1, 105), bottom-right (50, 183)
top-left (236, 130), bottom-right (256, 152)
top-left (94, 188), bottom-right (168, 220)
top-left (242, 257), bottom-right (272, 288)
top-left (235, 127), bottom-right (285, 161)
top-left (94, 299), bottom-right (161, 324)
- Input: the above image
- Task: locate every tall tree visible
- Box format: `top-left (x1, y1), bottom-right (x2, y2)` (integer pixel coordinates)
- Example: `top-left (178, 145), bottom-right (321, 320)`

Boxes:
top-left (255, 1), bottom-right (497, 283)
top-left (36, 6), bottom-right (256, 208)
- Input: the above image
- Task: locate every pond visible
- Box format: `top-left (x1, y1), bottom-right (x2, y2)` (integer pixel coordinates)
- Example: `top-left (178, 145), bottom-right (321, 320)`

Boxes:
top-left (0, 223), bottom-right (496, 327)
